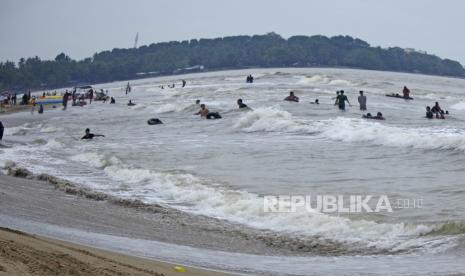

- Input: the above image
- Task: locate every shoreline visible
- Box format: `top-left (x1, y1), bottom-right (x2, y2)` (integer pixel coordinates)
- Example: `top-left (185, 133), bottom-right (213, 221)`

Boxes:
top-left (0, 166), bottom-right (353, 256)
top-left (0, 104), bottom-right (29, 115)
top-left (0, 227), bottom-right (230, 276)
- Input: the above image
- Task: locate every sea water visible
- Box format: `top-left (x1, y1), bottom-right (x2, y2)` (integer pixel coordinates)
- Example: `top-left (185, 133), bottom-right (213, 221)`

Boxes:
top-left (2, 68), bottom-right (465, 274)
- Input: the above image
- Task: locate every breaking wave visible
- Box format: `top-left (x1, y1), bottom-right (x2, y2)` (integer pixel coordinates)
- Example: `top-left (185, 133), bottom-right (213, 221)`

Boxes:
top-left (60, 151), bottom-right (459, 254)
top-left (234, 109), bottom-right (465, 152)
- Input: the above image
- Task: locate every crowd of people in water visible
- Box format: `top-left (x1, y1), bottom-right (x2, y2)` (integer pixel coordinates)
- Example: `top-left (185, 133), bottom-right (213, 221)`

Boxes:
top-left (246, 75), bottom-right (254, 83)
top-left (0, 76), bottom-right (452, 141)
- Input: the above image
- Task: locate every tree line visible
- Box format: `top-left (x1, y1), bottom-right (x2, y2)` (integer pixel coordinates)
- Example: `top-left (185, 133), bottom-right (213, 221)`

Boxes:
top-left (1, 32), bottom-right (464, 91)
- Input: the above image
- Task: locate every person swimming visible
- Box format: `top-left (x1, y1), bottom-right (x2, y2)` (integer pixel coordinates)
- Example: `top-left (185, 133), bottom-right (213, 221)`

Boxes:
top-left (237, 99), bottom-right (248, 109)
top-left (81, 128), bottom-right (105, 140)
top-left (426, 106), bottom-right (434, 119)
top-left (363, 112), bottom-right (384, 120)
top-left (0, 121), bottom-right (4, 142)
top-left (196, 104), bottom-right (210, 117)
top-left (310, 99), bottom-right (319, 104)
top-left (195, 99), bottom-right (201, 105)
top-left (284, 91), bottom-right (299, 102)
top-left (127, 100), bottom-right (136, 106)
top-left (196, 104), bottom-right (222, 119)
top-left (374, 112), bottom-right (385, 120)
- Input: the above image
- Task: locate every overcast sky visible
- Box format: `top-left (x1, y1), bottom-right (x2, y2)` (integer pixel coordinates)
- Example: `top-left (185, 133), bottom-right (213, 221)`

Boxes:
top-left (1, 0), bottom-right (464, 65)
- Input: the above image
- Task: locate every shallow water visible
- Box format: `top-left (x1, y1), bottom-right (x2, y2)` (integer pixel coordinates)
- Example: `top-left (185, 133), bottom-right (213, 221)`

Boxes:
top-left (2, 68), bottom-right (465, 274)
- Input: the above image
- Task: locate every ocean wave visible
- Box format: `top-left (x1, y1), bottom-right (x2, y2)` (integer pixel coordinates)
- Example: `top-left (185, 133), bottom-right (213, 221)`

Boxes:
top-left (150, 103), bottom-right (179, 113)
top-left (3, 160), bottom-right (461, 254)
top-left (328, 79), bottom-right (353, 86)
top-left (70, 152), bottom-right (122, 169)
top-left (62, 151), bottom-right (454, 253)
top-left (426, 221), bottom-right (465, 236)
top-left (5, 123), bottom-right (37, 136)
top-left (450, 101), bottom-right (465, 111)
top-left (234, 110), bottom-right (465, 152)
top-left (233, 107), bottom-right (313, 133)
top-left (298, 75), bottom-right (354, 87)
top-left (299, 75), bottom-right (330, 84)
top-left (320, 118), bottom-right (465, 152)
top-left (40, 126), bottom-right (60, 133)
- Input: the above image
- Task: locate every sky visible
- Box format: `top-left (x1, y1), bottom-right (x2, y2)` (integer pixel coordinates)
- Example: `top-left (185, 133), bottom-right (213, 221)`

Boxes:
top-left (1, 0), bottom-right (465, 65)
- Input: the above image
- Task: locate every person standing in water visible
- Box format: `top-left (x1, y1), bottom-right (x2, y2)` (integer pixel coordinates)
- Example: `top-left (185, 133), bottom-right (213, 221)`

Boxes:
top-left (89, 89), bottom-right (94, 104)
top-left (333, 91), bottom-right (340, 105)
top-left (30, 98), bottom-right (36, 114)
top-left (431, 102), bottom-right (442, 114)
top-left (358, 91), bottom-right (367, 110)
top-left (0, 121), bottom-right (4, 142)
top-left (62, 91), bottom-right (69, 110)
top-left (182, 80), bottom-right (187, 87)
top-left (125, 82), bottom-right (131, 94)
top-left (336, 90), bottom-right (351, 110)
top-left (403, 86), bottom-right (410, 98)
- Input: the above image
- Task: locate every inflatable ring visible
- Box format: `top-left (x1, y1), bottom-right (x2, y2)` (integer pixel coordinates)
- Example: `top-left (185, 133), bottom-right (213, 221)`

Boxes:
top-left (147, 118), bottom-right (163, 125)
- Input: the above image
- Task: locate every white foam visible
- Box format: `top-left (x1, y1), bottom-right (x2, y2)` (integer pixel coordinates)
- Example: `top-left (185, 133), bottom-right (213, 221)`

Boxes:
top-left (450, 101), bottom-right (465, 111)
top-left (299, 75), bottom-right (330, 84)
top-left (70, 152), bottom-right (121, 169)
top-left (147, 102), bottom-right (194, 114)
top-left (320, 118), bottom-right (465, 151)
top-left (329, 79), bottom-right (353, 86)
top-left (233, 107), bottom-right (312, 133)
top-left (67, 151), bottom-right (439, 252)
top-left (40, 126), bottom-right (59, 133)
top-left (5, 123), bottom-right (36, 136)
top-left (235, 111), bottom-right (465, 152)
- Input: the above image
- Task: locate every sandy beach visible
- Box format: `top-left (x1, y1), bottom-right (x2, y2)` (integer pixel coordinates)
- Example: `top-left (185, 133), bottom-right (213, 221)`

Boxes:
top-left (0, 227), bottom-right (229, 276)
top-left (0, 105), bottom-right (29, 115)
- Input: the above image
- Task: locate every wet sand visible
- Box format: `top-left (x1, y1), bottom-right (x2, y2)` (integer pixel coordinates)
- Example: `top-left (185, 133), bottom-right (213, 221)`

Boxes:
top-left (0, 227), bottom-right (228, 276)
top-left (0, 104), bottom-right (29, 115)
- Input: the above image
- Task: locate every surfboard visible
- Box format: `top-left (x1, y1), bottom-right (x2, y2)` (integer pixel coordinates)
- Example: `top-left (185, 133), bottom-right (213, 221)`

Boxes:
top-left (385, 94), bottom-right (414, 100)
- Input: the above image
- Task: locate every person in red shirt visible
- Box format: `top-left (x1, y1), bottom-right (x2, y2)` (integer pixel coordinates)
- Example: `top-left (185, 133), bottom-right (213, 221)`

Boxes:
top-left (402, 86), bottom-right (410, 98)
top-left (284, 91), bottom-right (299, 102)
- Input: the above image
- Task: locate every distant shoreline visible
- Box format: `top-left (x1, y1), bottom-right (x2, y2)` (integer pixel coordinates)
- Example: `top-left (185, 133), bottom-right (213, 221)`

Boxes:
top-left (3, 33), bottom-right (464, 92)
